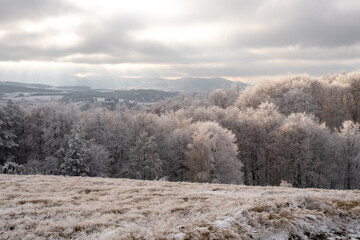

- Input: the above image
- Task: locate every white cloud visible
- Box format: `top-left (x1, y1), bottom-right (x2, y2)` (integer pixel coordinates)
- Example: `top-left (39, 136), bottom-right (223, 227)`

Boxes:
top-left (132, 25), bottom-right (222, 44)
top-left (0, 0), bottom-right (359, 84)
top-left (74, 72), bottom-right (94, 78)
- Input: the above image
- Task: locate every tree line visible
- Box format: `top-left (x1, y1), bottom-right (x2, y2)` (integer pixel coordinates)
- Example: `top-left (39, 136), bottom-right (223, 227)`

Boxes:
top-left (1, 72), bottom-right (359, 189)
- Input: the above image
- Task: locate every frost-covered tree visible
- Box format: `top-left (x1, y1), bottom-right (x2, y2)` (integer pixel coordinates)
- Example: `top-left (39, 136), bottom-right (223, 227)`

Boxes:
top-left (236, 102), bottom-right (285, 186)
top-left (162, 127), bottom-right (193, 181)
top-left (209, 86), bottom-right (239, 109)
top-left (342, 73), bottom-right (360, 123)
top-left (1, 73), bottom-right (360, 189)
top-left (130, 112), bottom-right (161, 137)
top-left (184, 121), bottom-right (242, 184)
top-left (1, 162), bottom-right (24, 175)
top-left (338, 121), bottom-right (360, 189)
top-left (81, 108), bottom-right (132, 177)
top-left (58, 125), bottom-right (90, 176)
top-left (20, 104), bottom-right (77, 169)
top-left (150, 111), bottom-right (192, 180)
top-left (236, 72), bottom-right (360, 129)
top-left (25, 156), bottom-right (60, 175)
top-left (88, 142), bottom-right (112, 177)
top-left (21, 108), bottom-right (46, 163)
top-left (124, 132), bottom-right (162, 180)
top-left (270, 113), bottom-right (334, 188)
top-left (0, 100), bottom-right (23, 165)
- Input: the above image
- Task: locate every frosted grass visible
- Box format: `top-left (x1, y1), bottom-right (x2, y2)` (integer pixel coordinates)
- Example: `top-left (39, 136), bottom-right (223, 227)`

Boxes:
top-left (0, 174), bottom-right (359, 239)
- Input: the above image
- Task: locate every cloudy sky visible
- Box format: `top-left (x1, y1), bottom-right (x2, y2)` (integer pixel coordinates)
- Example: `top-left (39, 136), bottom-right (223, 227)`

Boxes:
top-left (0, 0), bottom-right (359, 87)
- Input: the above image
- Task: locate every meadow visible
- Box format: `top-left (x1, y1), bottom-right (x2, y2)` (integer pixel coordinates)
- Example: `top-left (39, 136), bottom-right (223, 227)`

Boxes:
top-left (1, 174), bottom-right (359, 239)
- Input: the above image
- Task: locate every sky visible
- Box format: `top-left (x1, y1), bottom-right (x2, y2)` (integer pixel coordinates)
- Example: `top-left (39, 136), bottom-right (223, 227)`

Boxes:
top-left (0, 0), bottom-right (359, 87)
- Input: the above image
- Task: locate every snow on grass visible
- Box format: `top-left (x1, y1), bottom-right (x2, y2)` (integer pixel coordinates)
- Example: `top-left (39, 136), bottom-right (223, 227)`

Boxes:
top-left (0, 174), bottom-right (359, 239)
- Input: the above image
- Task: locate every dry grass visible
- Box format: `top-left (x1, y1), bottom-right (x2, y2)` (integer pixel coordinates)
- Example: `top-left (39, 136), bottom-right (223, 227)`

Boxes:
top-left (0, 174), bottom-right (359, 240)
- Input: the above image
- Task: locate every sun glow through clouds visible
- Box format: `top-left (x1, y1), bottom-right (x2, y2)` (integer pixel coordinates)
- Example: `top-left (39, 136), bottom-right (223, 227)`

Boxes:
top-left (67, 0), bottom-right (183, 17)
top-left (0, 0), bottom-right (359, 85)
top-left (133, 25), bottom-right (222, 43)
top-left (74, 72), bottom-right (94, 78)
top-left (20, 16), bottom-right (81, 33)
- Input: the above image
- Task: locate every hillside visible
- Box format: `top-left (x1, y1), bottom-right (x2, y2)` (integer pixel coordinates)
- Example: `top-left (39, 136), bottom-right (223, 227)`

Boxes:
top-left (0, 85), bottom-right (61, 94)
top-left (113, 77), bottom-right (248, 92)
top-left (0, 78), bottom-right (248, 93)
top-left (0, 175), bottom-right (359, 240)
top-left (0, 81), bottom-right (52, 89)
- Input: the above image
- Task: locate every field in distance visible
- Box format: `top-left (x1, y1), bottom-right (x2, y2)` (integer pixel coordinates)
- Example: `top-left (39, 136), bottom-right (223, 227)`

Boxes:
top-left (0, 174), bottom-right (359, 240)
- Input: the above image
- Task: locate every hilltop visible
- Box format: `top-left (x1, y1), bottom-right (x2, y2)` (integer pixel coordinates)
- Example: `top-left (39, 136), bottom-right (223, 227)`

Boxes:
top-left (0, 174), bottom-right (359, 239)
top-left (0, 77), bottom-right (248, 93)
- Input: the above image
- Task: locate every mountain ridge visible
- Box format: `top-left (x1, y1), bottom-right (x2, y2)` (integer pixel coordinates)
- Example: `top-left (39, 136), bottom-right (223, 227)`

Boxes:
top-left (1, 77), bottom-right (248, 92)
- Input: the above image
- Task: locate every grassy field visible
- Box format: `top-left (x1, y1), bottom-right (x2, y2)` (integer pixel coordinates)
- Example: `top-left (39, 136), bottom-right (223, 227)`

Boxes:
top-left (0, 174), bottom-right (359, 240)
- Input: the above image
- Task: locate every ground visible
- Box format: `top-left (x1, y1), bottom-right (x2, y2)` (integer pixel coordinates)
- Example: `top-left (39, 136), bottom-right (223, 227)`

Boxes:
top-left (0, 174), bottom-right (359, 240)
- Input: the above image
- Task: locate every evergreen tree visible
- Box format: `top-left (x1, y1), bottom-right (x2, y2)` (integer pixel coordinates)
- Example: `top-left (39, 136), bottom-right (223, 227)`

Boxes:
top-left (1, 162), bottom-right (25, 175)
top-left (58, 125), bottom-right (90, 176)
top-left (124, 132), bottom-right (162, 180)
top-left (0, 100), bottom-right (23, 165)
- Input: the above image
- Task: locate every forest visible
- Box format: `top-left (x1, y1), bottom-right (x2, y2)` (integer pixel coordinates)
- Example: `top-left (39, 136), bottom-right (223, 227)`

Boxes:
top-left (1, 72), bottom-right (360, 190)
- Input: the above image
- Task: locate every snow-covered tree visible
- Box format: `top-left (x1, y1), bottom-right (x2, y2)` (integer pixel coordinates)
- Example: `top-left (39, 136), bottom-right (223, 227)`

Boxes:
top-left (124, 132), bottom-right (162, 180)
top-left (209, 86), bottom-right (239, 109)
top-left (338, 121), bottom-right (360, 189)
top-left (58, 125), bottom-right (90, 176)
top-left (1, 162), bottom-right (24, 175)
top-left (88, 142), bottom-right (112, 177)
top-left (0, 100), bottom-right (23, 164)
top-left (236, 72), bottom-right (360, 130)
top-left (236, 102), bottom-right (285, 186)
top-left (162, 127), bottom-right (194, 181)
top-left (21, 108), bottom-right (46, 163)
top-left (270, 113), bottom-right (334, 188)
top-left (25, 156), bottom-right (60, 175)
top-left (81, 108), bottom-right (132, 177)
top-left (1, 73), bottom-right (359, 189)
top-left (20, 104), bottom-right (77, 169)
top-left (184, 121), bottom-right (242, 184)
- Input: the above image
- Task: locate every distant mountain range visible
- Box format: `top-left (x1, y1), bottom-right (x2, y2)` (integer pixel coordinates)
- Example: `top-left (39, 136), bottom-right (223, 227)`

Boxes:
top-left (0, 77), bottom-right (248, 93)
top-left (0, 81), bottom-right (53, 90)
top-left (112, 77), bottom-right (248, 92)
top-left (0, 84), bottom-right (60, 94)
top-left (0, 81), bottom-right (179, 105)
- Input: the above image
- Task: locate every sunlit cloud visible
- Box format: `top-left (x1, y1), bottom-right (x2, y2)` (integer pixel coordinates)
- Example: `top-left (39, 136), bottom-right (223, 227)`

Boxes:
top-left (0, 30), bottom-right (6, 39)
top-left (20, 16), bottom-right (82, 33)
top-left (74, 72), bottom-right (94, 78)
top-left (132, 25), bottom-right (222, 44)
top-left (0, 0), bottom-right (359, 86)
top-left (66, 0), bottom-right (184, 17)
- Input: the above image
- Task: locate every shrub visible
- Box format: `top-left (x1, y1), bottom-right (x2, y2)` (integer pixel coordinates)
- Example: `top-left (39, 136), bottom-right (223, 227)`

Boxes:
top-left (1, 162), bottom-right (25, 175)
top-left (280, 180), bottom-right (293, 188)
